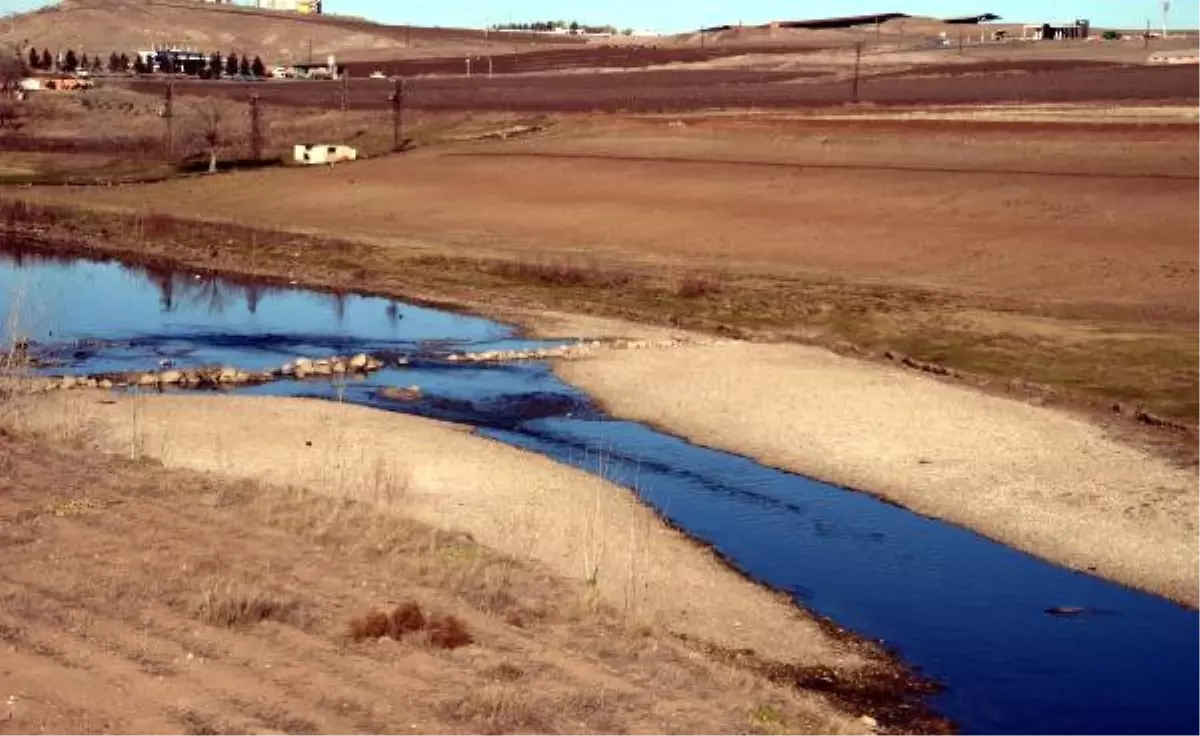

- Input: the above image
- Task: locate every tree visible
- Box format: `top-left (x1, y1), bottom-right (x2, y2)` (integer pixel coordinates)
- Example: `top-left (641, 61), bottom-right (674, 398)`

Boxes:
top-left (133, 56), bottom-right (147, 75)
top-left (225, 52), bottom-right (238, 77)
top-left (187, 103), bottom-right (227, 173)
top-left (92, 55), bottom-right (102, 73)
top-left (80, 52), bottom-right (89, 69)
top-left (209, 52), bottom-right (222, 79)
top-left (41, 49), bottom-right (51, 71)
top-left (250, 55), bottom-right (265, 78)
top-left (28, 46), bottom-right (39, 70)
top-left (63, 49), bottom-right (77, 72)
top-left (238, 55), bottom-right (250, 77)
top-left (108, 52), bottom-right (120, 73)
top-left (162, 54), bottom-right (176, 74)
top-left (119, 53), bottom-right (129, 72)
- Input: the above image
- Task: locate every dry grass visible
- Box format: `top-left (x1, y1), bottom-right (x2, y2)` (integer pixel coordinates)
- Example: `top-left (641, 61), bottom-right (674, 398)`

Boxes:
top-left (485, 257), bottom-right (637, 290)
top-left (443, 686), bottom-right (554, 735)
top-left (192, 579), bottom-right (308, 628)
top-left (677, 271), bottom-right (726, 299)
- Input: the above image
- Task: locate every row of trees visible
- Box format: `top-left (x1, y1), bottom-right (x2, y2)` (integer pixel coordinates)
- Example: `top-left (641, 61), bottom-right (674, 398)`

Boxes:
top-left (24, 47), bottom-right (266, 78)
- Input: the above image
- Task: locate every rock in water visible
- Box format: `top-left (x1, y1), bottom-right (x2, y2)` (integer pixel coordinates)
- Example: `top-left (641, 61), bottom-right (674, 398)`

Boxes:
top-left (159, 370), bottom-right (183, 385)
top-left (349, 353), bottom-right (369, 370)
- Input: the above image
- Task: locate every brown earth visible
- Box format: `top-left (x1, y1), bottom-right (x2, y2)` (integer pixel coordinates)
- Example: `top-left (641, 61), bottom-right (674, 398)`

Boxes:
top-left (129, 63), bottom-right (1199, 113)
top-left (0, 0), bottom-right (579, 65)
top-left (0, 416), bottom-right (895, 735)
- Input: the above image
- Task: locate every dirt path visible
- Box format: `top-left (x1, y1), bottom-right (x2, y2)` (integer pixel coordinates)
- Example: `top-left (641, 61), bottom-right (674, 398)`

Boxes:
top-left (0, 422), bottom-right (882, 734)
top-left (557, 341), bottom-right (1199, 607)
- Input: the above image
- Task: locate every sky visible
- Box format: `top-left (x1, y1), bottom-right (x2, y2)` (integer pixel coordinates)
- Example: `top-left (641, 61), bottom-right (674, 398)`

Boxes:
top-left (1, 0), bottom-right (1197, 33)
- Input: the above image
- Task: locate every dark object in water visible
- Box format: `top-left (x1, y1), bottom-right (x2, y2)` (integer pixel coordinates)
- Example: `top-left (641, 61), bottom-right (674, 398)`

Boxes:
top-left (1045, 606), bottom-right (1086, 617)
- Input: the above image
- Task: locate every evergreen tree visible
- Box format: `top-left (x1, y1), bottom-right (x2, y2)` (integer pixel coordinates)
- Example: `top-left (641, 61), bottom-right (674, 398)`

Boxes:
top-left (64, 49), bottom-right (78, 72)
top-left (238, 55), bottom-right (250, 77)
top-left (162, 54), bottom-right (176, 74)
top-left (133, 56), bottom-right (146, 75)
top-left (250, 55), bottom-right (265, 78)
top-left (92, 55), bottom-right (102, 73)
top-left (80, 52), bottom-right (89, 69)
top-left (108, 52), bottom-right (120, 73)
top-left (41, 49), bottom-right (52, 71)
top-left (119, 53), bottom-right (129, 72)
top-left (209, 52), bottom-right (222, 78)
top-left (28, 46), bottom-right (40, 70)
top-left (225, 52), bottom-right (238, 77)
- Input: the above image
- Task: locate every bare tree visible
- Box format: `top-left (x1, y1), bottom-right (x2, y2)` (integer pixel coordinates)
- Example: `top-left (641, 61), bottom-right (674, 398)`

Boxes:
top-left (183, 102), bottom-right (228, 172)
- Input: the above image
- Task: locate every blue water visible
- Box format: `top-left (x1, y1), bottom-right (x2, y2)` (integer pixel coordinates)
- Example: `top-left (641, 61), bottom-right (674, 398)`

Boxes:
top-left (2, 247), bottom-right (1197, 735)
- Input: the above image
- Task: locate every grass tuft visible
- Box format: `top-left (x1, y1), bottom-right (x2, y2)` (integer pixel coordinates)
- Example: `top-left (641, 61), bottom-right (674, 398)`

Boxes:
top-left (192, 580), bottom-right (306, 628)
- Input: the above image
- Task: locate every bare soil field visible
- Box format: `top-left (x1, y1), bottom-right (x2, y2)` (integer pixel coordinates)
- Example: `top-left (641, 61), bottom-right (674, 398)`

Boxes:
top-left (0, 413), bottom-right (893, 734)
top-left (133, 63), bottom-right (1198, 113)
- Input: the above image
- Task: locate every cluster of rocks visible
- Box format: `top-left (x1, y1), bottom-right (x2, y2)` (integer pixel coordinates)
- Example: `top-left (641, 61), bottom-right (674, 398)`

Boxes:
top-left (24, 352), bottom-right (387, 393)
top-left (280, 353), bottom-right (385, 379)
top-left (443, 337), bottom-right (697, 365)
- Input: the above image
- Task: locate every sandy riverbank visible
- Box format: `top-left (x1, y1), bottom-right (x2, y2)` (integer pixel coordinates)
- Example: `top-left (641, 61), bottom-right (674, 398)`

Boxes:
top-left (558, 341), bottom-right (1199, 607)
top-left (11, 391), bottom-right (874, 669)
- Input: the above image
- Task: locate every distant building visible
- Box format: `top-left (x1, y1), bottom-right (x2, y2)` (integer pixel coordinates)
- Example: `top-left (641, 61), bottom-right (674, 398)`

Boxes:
top-left (1022, 19), bottom-right (1090, 40)
top-left (204, 0), bottom-right (322, 11)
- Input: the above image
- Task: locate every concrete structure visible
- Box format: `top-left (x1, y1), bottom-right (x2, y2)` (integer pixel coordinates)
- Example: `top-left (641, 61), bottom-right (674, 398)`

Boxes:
top-left (293, 144), bottom-right (358, 165)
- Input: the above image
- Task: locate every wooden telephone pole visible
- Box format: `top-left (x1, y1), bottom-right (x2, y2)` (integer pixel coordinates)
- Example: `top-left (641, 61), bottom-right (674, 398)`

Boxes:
top-left (389, 77), bottom-right (405, 152)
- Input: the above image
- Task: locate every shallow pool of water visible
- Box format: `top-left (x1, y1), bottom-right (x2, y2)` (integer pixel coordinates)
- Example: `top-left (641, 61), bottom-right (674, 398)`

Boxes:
top-left (1, 245), bottom-right (1196, 735)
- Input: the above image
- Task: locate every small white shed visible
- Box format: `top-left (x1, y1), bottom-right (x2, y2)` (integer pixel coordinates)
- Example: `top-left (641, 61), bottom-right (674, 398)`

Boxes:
top-left (293, 144), bottom-right (358, 165)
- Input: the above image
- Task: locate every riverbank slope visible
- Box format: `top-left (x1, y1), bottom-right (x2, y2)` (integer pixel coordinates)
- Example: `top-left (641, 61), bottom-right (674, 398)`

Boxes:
top-left (2, 391), bottom-right (913, 733)
top-left (558, 341), bottom-right (1199, 606)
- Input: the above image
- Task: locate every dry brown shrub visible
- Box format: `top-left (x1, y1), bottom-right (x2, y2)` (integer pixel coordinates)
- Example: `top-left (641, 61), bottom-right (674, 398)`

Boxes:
top-left (676, 271), bottom-right (725, 298)
top-left (390, 600), bottom-right (426, 634)
top-left (348, 609), bottom-right (392, 641)
top-left (426, 613), bottom-right (473, 649)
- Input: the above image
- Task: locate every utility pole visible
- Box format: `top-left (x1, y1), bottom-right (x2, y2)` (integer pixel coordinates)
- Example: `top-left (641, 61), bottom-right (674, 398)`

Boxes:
top-left (1144, 19), bottom-right (1151, 48)
top-left (465, 57), bottom-right (471, 77)
top-left (487, 55), bottom-right (493, 78)
top-left (1162, 0), bottom-right (1170, 38)
top-left (958, 32), bottom-right (963, 53)
top-left (163, 81), bottom-right (175, 159)
top-left (389, 77), bottom-right (405, 152)
top-left (340, 69), bottom-right (349, 112)
top-left (854, 40), bottom-right (864, 103)
top-left (248, 90), bottom-right (262, 161)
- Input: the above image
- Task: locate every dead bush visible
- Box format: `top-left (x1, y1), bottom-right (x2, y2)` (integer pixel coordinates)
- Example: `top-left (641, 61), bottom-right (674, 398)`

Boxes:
top-left (676, 271), bottom-right (725, 298)
top-left (347, 601), bottom-right (471, 647)
top-left (192, 580), bottom-right (306, 628)
top-left (390, 600), bottom-right (426, 635)
top-left (426, 613), bottom-right (473, 650)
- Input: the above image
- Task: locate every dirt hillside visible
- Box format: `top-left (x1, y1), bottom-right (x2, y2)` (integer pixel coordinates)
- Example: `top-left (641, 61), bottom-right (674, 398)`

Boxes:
top-left (0, 0), bottom-right (572, 64)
